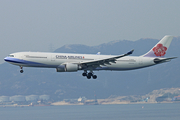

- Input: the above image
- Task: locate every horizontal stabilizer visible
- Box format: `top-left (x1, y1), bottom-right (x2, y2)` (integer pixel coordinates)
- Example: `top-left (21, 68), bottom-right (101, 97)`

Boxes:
top-left (154, 57), bottom-right (177, 64)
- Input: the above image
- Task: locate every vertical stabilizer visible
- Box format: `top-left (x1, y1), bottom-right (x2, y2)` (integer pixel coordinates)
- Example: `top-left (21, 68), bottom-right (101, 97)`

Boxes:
top-left (143, 35), bottom-right (173, 57)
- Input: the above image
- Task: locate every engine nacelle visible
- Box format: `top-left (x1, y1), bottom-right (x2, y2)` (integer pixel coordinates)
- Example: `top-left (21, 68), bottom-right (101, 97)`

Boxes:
top-left (65, 63), bottom-right (78, 72)
top-left (56, 65), bottom-right (66, 72)
top-left (56, 63), bottom-right (78, 72)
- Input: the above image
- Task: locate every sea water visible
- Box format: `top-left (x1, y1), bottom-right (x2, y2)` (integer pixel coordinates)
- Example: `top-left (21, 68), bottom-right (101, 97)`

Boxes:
top-left (0, 103), bottom-right (180, 120)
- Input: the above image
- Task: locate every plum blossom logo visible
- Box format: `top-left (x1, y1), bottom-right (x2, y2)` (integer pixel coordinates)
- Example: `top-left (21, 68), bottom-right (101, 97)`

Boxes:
top-left (153, 44), bottom-right (167, 57)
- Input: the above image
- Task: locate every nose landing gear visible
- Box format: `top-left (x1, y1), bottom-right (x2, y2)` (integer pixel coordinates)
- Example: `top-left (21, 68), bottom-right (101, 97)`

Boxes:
top-left (20, 66), bottom-right (24, 73)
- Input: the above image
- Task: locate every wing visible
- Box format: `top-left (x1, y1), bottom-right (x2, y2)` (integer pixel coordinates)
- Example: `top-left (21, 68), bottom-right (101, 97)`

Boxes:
top-left (80, 50), bottom-right (134, 67)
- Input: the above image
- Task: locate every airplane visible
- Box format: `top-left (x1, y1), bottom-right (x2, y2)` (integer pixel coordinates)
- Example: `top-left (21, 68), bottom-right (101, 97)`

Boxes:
top-left (4, 35), bottom-right (177, 79)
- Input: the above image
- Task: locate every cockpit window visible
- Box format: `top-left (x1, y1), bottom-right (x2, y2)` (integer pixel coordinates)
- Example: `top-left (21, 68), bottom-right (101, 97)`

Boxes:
top-left (8, 55), bottom-right (14, 57)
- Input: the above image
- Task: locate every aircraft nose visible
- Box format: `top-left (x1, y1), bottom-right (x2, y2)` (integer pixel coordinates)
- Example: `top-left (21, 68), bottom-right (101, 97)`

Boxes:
top-left (4, 57), bottom-right (12, 62)
top-left (4, 57), bottom-right (17, 63)
top-left (4, 57), bottom-right (9, 62)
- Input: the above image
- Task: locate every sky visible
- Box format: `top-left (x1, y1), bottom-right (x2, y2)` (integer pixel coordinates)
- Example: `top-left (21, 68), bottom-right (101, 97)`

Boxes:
top-left (1, 0), bottom-right (180, 64)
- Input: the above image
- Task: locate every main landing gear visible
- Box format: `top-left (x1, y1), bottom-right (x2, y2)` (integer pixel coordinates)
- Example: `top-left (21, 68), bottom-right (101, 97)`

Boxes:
top-left (82, 70), bottom-right (97, 79)
top-left (20, 66), bottom-right (24, 73)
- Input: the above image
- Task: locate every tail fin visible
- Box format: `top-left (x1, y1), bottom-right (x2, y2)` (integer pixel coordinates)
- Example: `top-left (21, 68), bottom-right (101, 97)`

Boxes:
top-left (143, 35), bottom-right (173, 57)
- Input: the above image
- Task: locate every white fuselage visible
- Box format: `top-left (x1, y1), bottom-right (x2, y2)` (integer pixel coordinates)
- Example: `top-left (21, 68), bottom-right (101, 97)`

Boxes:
top-left (4, 52), bottom-right (156, 71)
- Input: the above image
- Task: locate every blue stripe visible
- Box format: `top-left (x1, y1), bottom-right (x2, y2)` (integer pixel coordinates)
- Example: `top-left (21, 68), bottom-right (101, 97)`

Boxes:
top-left (4, 57), bottom-right (46, 65)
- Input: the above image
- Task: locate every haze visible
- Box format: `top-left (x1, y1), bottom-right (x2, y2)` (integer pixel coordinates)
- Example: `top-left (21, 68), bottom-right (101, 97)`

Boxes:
top-left (1, 0), bottom-right (180, 64)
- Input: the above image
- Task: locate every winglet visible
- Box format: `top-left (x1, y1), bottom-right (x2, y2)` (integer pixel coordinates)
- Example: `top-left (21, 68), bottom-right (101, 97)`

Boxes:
top-left (96, 52), bottom-right (101, 55)
top-left (127, 49), bottom-right (134, 55)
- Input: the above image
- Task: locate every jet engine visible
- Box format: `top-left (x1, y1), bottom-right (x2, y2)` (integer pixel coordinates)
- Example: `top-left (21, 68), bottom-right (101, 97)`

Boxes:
top-left (65, 63), bottom-right (78, 72)
top-left (56, 63), bottom-right (79, 72)
top-left (56, 65), bottom-right (66, 72)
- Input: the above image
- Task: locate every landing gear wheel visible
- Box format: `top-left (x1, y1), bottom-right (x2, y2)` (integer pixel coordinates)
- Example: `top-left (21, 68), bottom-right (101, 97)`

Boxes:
top-left (92, 75), bottom-right (97, 79)
top-left (20, 66), bottom-right (23, 73)
top-left (20, 70), bottom-right (24, 73)
top-left (82, 73), bottom-right (87, 76)
top-left (82, 70), bottom-right (97, 79)
top-left (87, 75), bottom-right (91, 79)
top-left (88, 73), bottom-right (93, 76)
